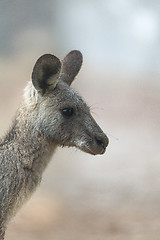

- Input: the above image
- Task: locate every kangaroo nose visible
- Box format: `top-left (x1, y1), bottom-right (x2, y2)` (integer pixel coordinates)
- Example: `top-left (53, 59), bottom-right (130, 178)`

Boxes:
top-left (95, 135), bottom-right (109, 153)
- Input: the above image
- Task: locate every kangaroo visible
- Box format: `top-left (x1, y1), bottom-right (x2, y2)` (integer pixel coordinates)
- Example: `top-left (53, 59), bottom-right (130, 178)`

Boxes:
top-left (0, 50), bottom-right (109, 239)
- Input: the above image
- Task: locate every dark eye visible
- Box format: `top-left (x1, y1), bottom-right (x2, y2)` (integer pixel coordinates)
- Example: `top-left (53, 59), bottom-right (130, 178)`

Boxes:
top-left (61, 108), bottom-right (74, 117)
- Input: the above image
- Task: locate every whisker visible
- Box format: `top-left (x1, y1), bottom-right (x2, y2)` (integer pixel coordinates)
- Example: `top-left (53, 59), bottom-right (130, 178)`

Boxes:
top-left (89, 103), bottom-right (105, 113)
top-left (107, 133), bottom-right (119, 141)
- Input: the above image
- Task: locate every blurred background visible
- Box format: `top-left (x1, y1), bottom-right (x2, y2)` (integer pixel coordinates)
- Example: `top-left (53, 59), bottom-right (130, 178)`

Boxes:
top-left (1, 0), bottom-right (160, 239)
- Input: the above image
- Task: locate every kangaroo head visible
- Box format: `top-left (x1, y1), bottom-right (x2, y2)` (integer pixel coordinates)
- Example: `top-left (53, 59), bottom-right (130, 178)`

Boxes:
top-left (27, 50), bottom-right (108, 155)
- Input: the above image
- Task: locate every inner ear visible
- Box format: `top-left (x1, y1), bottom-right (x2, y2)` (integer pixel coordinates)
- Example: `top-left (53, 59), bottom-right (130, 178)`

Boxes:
top-left (60, 50), bottom-right (83, 86)
top-left (32, 54), bottom-right (61, 94)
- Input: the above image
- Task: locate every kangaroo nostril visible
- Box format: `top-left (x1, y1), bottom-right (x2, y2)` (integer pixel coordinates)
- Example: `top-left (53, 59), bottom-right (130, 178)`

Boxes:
top-left (95, 135), bottom-right (109, 150)
top-left (96, 138), bottom-right (104, 148)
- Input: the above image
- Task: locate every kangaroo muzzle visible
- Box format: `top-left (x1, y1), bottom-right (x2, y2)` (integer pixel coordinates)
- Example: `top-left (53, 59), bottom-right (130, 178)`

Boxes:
top-left (94, 134), bottom-right (109, 155)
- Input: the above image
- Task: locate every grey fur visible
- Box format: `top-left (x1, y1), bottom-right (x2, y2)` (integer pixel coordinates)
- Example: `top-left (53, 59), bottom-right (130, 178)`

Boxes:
top-left (0, 50), bottom-right (109, 239)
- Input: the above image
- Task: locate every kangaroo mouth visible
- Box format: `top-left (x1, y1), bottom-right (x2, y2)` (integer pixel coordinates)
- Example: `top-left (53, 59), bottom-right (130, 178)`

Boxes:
top-left (79, 144), bottom-right (106, 155)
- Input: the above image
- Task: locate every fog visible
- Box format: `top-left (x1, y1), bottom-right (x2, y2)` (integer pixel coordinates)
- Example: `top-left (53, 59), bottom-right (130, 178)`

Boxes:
top-left (0, 1), bottom-right (160, 239)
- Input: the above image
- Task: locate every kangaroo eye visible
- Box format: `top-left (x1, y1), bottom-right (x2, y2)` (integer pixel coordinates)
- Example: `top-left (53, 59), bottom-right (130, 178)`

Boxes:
top-left (61, 108), bottom-right (74, 117)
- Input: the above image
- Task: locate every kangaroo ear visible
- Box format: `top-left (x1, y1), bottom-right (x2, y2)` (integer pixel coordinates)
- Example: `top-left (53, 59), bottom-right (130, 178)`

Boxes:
top-left (60, 50), bottom-right (83, 86)
top-left (32, 54), bottom-right (61, 94)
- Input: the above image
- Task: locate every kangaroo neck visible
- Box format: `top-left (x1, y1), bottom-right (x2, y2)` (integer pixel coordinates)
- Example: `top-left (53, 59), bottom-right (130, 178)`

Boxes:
top-left (1, 109), bottom-right (57, 173)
